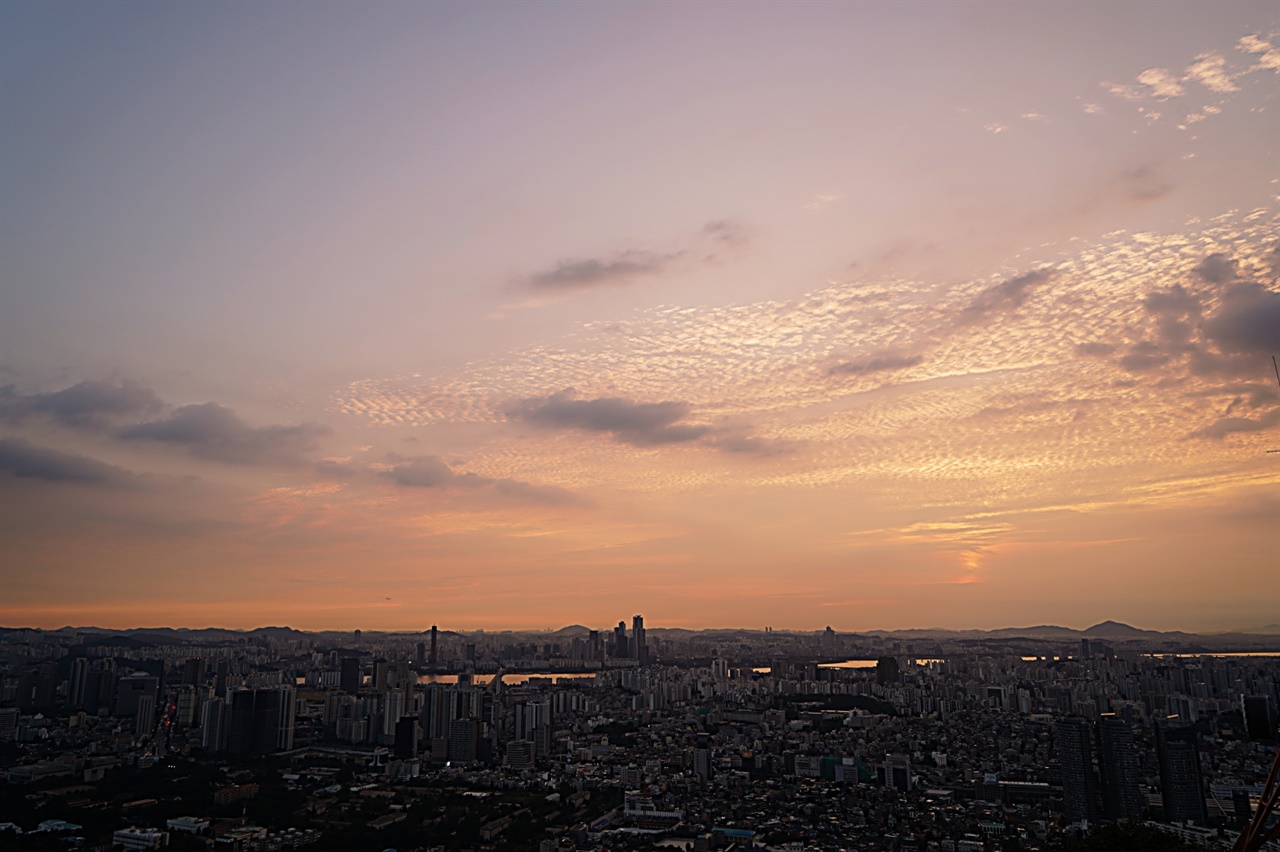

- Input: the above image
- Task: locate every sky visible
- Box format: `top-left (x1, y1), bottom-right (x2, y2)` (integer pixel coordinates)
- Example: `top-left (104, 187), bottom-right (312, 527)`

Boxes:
top-left (1, 1), bottom-right (1277, 634)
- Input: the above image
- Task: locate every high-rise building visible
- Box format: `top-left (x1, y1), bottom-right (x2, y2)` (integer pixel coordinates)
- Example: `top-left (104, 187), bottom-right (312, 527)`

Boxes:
top-left (135, 693), bottom-right (156, 736)
top-left (115, 674), bottom-right (160, 719)
top-left (632, 615), bottom-right (648, 665)
top-left (1056, 717), bottom-right (1099, 823)
top-left (1241, 696), bottom-right (1277, 741)
top-left (394, 716), bottom-right (419, 759)
top-left (226, 687), bottom-right (296, 755)
top-left (429, 625), bottom-right (439, 666)
top-left (876, 657), bottom-right (900, 685)
top-left (1097, 714), bottom-right (1145, 820)
top-left (614, 622), bottom-right (629, 659)
top-left (693, 748), bottom-right (713, 785)
top-left (182, 658), bottom-right (206, 687)
top-left (1156, 718), bottom-right (1207, 824)
top-left (882, 754), bottom-right (912, 792)
top-left (340, 657), bottom-right (361, 695)
top-left (200, 697), bottom-right (229, 752)
top-left (69, 658), bottom-right (89, 709)
top-left (447, 718), bottom-right (478, 763)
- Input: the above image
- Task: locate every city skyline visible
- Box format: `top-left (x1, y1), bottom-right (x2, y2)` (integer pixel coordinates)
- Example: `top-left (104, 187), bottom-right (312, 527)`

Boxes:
top-left (1, 2), bottom-right (1278, 634)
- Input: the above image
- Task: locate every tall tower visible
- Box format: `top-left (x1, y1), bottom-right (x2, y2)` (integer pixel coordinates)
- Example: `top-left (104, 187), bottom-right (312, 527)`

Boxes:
top-left (632, 614), bottom-right (647, 665)
top-left (1097, 714), bottom-right (1144, 820)
top-left (429, 625), bottom-right (439, 667)
top-left (1156, 718), bottom-right (1207, 824)
top-left (1056, 717), bottom-right (1099, 823)
top-left (614, 621), bottom-right (628, 659)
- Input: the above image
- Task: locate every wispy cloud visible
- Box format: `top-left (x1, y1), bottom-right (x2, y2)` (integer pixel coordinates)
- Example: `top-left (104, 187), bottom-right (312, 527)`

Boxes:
top-left (528, 250), bottom-right (681, 291)
top-left (829, 351), bottom-right (924, 377)
top-left (955, 268), bottom-right (1055, 326)
top-left (121, 403), bottom-right (329, 465)
top-left (507, 390), bottom-right (708, 446)
top-left (379, 454), bottom-right (575, 505)
top-left (0, 438), bottom-right (137, 487)
top-left (0, 379), bottom-right (163, 430)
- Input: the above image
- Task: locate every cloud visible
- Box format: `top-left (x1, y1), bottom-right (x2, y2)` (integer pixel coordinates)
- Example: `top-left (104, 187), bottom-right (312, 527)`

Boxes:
top-left (120, 403), bottom-right (329, 465)
top-left (380, 454), bottom-right (574, 504)
top-left (0, 379), bottom-right (164, 429)
top-left (1076, 342), bottom-right (1116, 358)
top-left (1184, 53), bottom-right (1240, 93)
top-left (1238, 34), bottom-right (1273, 54)
top-left (1118, 340), bottom-right (1171, 373)
top-left (829, 352), bottom-right (924, 377)
top-left (1202, 282), bottom-right (1280, 355)
top-left (1187, 407), bottom-right (1280, 440)
top-left (1193, 252), bottom-right (1238, 284)
top-left (507, 389), bottom-right (709, 446)
top-left (702, 220), bottom-right (748, 247)
top-left (1143, 283), bottom-right (1201, 348)
top-left (956, 268), bottom-right (1054, 325)
top-left (0, 438), bottom-right (136, 486)
top-left (1122, 166), bottom-right (1171, 202)
top-left (1136, 67), bottom-right (1185, 98)
top-left (705, 432), bottom-right (802, 458)
top-left (1237, 35), bottom-right (1280, 73)
top-left (528, 250), bottom-right (680, 291)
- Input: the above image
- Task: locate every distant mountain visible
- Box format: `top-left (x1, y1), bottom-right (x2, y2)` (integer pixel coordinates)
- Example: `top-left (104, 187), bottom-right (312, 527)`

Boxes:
top-left (986, 625), bottom-right (1079, 639)
top-left (552, 625), bottom-right (591, 637)
top-left (1083, 620), bottom-right (1151, 638)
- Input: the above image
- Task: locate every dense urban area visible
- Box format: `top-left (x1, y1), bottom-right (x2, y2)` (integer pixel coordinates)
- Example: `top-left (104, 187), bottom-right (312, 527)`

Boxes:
top-left (1, 619), bottom-right (1277, 852)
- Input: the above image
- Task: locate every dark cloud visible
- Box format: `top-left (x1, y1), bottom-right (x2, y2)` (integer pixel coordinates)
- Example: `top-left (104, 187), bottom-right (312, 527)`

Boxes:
top-left (120, 403), bottom-right (328, 465)
top-left (1118, 340), bottom-right (1171, 372)
top-left (1143, 283), bottom-right (1201, 317)
top-left (956, 269), bottom-right (1054, 325)
top-left (1121, 166), bottom-right (1171, 202)
top-left (1187, 407), bottom-right (1280, 440)
top-left (829, 352), bottom-right (923, 377)
top-left (381, 454), bottom-right (573, 504)
top-left (1202, 282), bottom-right (1280, 355)
top-left (702, 219), bottom-right (748, 248)
top-left (0, 438), bottom-right (135, 486)
top-left (1076, 342), bottom-right (1116, 357)
top-left (706, 433), bottom-right (801, 457)
top-left (507, 390), bottom-right (708, 446)
top-left (0, 379), bottom-right (163, 429)
top-left (1143, 283), bottom-right (1202, 349)
top-left (1192, 252), bottom-right (1238, 284)
top-left (1189, 382), bottom-right (1280, 411)
top-left (529, 250), bottom-right (680, 291)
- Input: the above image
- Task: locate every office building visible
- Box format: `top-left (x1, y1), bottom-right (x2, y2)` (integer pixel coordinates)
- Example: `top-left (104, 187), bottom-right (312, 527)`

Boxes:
top-left (1156, 718), bottom-right (1207, 824)
top-left (1056, 717), bottom-right (1099, 823)
top-left (1097, 714), bottom-right (1144, 820)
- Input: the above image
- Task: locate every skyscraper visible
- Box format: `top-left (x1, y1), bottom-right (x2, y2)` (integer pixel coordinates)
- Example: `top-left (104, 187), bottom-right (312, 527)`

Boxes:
top-left (632, 614), bottom-right (648, 665)
top-left (1156, 718), bottom-right (1207, 824)
top-left (340, 657), bottom-right (361, 695)
top-left (1056, 717), bottom-right (1099, 823)
top-left (614, 621), bottom-right (629, 659)
top-left (226, 687), bottom-right (296, 755)
top-left (1097, 714), bottom-right (1144, 820)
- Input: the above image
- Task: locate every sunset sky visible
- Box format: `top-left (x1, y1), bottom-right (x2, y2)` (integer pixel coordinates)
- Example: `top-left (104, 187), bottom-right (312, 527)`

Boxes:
top-left (1, 1), bottom-right (1277, 633)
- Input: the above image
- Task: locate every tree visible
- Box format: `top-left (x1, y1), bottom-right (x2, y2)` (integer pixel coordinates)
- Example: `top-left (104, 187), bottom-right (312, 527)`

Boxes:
top-left (1044, 823), bottom-right (1201, 852)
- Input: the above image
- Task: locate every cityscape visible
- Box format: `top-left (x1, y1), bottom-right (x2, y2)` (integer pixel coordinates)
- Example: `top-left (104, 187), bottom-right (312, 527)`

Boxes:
top-left (0, 618), bottom-right (1277, 850)
top-left (2, 2), bottom-right (1278, 851)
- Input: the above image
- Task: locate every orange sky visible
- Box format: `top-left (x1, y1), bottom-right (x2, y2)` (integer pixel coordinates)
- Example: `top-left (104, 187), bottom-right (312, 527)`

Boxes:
top-left (1, 3), bottom-right (1277, 633)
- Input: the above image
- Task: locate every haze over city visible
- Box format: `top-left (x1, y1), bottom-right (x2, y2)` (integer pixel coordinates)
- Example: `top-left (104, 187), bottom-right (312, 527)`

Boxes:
top-left (1, 2), bottom-right (1278, 634)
